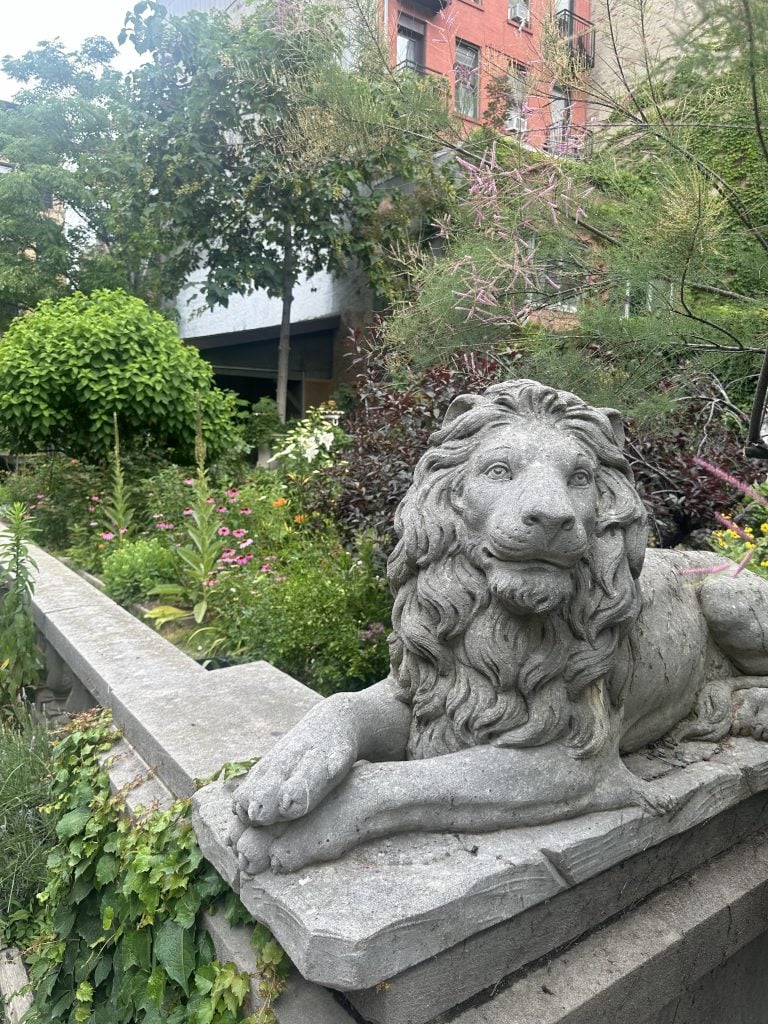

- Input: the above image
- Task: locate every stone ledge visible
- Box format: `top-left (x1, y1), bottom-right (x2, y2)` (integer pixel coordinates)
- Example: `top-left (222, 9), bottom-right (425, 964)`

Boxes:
top-left (448, 825), bottom-right (768, 1024)
top-left (21, 541), bottom-right (322, 796)
top-left (192, 736), bottom-right (768, 996)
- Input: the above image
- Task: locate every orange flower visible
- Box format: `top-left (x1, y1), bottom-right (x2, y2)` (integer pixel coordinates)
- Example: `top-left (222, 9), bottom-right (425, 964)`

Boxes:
top-left (294, 514), bottom-right (307, 524)
top-left (272, 497), bottom-right (287, 508)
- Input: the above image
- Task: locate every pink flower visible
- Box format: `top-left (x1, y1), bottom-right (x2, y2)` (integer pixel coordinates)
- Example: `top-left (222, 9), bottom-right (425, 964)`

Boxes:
top-left (205, 497), bottom-right (215, 505)
top-left (260, 563), bottom-right (272, 573)
top-left (239, 508), bottom-right (252, 515)
top-left (239, 539), bottom-right (253, 549)
top-left (218, 526), bottom-right (231, 536)
top-left (202, 578), bottom-right (219, 587)
top-left (119, 528), bottom-right (128, 535)
top-left (87, 505), bottom-right (96, 512)
top-left (184, 478), bottom-right (195, 485)
top-left (91, 496), bottom-right (101, 502)
top-left (35, 493), bottom-right (45, 500)
top-left (217, 506), bottom-right (227, 513)
top-left (101, 531), bottom-right (115, 541)
top-left (152, 513), bottom-right (163, 519)
top-left (226, 489), bottom-right (240, 499)
top-left (232, 529), bottom-right (247, 539)
top-left (183, 508), bottom-right (193, 516)
top-left (155, 522), bottom-right (175, 530)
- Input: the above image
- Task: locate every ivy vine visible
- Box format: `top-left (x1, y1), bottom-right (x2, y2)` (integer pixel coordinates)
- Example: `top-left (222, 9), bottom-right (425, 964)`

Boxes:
top-left (7, 708), bottom-right (288, 1024)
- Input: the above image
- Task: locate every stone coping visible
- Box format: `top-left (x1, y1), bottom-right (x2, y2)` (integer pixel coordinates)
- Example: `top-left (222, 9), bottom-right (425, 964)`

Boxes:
top-left (193, 735), bottom-right (768, 992)
top-left (24, 541), bottom-right (322, 796)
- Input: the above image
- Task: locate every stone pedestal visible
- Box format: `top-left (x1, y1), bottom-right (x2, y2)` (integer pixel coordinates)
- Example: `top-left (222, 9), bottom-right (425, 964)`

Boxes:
top-left (192, 736), bottom-right (768, 1024)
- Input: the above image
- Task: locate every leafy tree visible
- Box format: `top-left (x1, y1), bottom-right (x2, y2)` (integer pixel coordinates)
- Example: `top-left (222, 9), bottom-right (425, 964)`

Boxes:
top-left (117, 0), bottom-right (455, 420)
top-left (0, 290), bottom-right (239, 461)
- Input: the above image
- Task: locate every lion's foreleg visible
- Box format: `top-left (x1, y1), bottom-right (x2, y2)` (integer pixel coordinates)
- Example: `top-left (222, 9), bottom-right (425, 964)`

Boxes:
top-left (231, 680), bottom-right (411, 830)
top-left (237, 743), bottom-right (668, 874)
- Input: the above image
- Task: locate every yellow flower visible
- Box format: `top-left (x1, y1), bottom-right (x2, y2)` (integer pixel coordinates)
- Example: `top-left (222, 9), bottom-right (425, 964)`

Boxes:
top-left (760, 522), bottom-right (768, 534)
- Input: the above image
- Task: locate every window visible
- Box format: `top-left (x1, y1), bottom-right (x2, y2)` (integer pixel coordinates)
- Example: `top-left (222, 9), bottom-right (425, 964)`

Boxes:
top-left (454, 40), bottom-right (480, 119)
top-left (505, 62), bottom-right (528, 132)
top-left (397, 14), bottom-right (426, 72)
top-left (549, 84), bottom-right (571, 152)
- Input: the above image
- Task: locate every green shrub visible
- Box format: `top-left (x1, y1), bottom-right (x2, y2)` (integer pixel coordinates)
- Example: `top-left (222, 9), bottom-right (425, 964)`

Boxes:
top-left (102, 537), bottom-right (179, 605)
top-left (0, 289), bottom-right (240, 462)
top-left (0, 455), bottom-right (108, 551)
top-left (0, 713), bottom-right (55, 922)
top-left (208, 532), bottom-right (391, 694)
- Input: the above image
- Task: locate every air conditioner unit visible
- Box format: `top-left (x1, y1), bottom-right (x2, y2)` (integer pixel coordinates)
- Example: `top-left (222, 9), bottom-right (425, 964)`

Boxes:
top-left (509, 2), bottom-right (530, 26)
top-left (506, 113), bottom-right (528, 133)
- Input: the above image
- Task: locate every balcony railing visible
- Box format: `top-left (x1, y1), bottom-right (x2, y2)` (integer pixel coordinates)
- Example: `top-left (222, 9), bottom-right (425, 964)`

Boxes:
top-left (395, 59), bottom-right (445, 77)
top-left (408, 0), bottom-right (450, 14)
top-left (555, 10), bottom-right (596, 69)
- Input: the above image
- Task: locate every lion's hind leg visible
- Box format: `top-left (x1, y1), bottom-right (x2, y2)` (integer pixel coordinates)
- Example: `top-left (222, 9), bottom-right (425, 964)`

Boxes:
top-left (673, 570), bottom-right (768, 743)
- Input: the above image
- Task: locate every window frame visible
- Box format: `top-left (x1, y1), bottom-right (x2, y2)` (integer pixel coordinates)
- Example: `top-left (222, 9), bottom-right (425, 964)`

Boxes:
top-left (454, 39), bottom-right (481, 120)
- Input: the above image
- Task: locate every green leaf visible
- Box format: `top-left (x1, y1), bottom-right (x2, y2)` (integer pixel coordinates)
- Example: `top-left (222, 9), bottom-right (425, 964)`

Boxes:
top-left (76, 980), bottom-right (94, 1002)
top-left (93, 953), bottom-right (113, 989)
top-left (95, 853), bottom-right (118, 886)
top-left (146, 966), bottom-right (166, 1009)
top-left (154, 919), bottom-right (195, 994)
top-left (56, 807), bottom-right (92, 840)
top-left (122, 927), bottom-right (151, 972)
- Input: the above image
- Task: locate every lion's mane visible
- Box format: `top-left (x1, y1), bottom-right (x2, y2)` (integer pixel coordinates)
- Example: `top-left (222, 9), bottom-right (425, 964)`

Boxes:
top-left (387, 380), bottom-right (649, 761)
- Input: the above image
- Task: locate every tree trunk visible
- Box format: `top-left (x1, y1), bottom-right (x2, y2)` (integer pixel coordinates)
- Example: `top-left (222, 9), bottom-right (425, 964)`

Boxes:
top-left (276, 223), bottom-right (294, 424)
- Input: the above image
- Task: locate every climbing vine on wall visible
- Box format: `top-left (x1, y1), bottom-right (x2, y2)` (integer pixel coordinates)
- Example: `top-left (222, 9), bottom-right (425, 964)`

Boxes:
top-left (7, 708), bottom-right (289, 1024)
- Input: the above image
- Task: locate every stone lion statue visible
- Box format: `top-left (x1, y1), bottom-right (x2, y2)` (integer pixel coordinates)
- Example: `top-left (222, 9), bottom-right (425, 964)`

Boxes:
top-left (229, 380), bottom-right (768, 874)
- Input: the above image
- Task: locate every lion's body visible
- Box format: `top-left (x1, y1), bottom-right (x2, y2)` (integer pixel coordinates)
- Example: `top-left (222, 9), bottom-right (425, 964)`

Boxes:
top-left (230, 381), bottom-right (768, 874)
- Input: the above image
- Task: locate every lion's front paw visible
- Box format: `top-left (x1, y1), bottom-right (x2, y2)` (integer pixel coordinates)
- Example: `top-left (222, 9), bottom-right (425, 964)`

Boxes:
top-left (235, 824), bottom-right (279, 876)
top-left (232, 731), bottom-right (357, 828)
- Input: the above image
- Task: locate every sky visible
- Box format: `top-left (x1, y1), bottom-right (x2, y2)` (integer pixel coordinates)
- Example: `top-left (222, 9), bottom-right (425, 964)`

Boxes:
top-left (0, 0), bottom-right (143, 101)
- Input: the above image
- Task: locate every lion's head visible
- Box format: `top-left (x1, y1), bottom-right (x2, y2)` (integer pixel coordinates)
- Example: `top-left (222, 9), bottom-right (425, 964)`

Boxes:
top-left (387, 380), bottom-right (648, 760)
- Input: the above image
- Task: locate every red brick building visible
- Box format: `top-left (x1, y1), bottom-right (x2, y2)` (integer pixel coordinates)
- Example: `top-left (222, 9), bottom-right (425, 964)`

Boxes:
top-left (387, 0), bottom-right (594, 153)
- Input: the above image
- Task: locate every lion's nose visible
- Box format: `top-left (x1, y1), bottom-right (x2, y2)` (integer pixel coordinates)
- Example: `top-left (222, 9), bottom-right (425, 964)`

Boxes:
top-left (522, 509), bottom-right (576, 533)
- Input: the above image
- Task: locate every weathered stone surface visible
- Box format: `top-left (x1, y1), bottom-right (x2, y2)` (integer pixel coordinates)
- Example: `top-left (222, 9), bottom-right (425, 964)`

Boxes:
top-left (349, 788), bottom-right (768, 1024)
top-left (102, 737), bottom-right (174, 817)
top-left (449, 826), bottom-right (768, 1024)
top-left (649, 929), bottom-right (768, 1024)
top-left (192, 736), bottom-right (768, 994)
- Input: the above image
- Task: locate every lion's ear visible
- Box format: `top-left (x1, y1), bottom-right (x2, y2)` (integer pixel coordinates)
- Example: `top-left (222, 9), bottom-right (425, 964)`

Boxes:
top-left (442, 394), bottom-right (486, 426)
top-left (599, 408), bottom-right (626, 448)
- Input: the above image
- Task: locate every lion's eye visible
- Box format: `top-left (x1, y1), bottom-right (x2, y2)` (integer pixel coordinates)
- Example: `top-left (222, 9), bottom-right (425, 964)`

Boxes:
top-left (484, 463), bottom-right (511, 480)
top-left (569, 469), bottom-right (592, 486)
